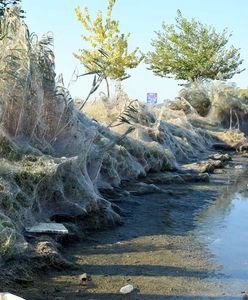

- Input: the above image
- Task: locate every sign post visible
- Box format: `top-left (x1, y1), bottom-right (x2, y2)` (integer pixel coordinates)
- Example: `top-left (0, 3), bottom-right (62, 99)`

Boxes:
top-left (146, 93), bottom-right (158, 104)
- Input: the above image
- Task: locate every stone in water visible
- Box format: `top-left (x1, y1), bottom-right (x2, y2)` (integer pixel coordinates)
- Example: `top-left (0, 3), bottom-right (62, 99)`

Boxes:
top-left (119, 284), bottom-right (134, 294)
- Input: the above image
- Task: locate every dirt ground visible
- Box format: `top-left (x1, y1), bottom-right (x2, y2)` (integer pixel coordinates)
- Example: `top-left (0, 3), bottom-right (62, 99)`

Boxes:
top-left (3, 155), bottom-right (248, 300)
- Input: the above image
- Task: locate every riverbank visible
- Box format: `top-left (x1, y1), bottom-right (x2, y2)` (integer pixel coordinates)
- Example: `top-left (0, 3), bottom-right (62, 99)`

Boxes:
top-left (4, 153), bottom-right (248, 300)
top-left (1, 8), bottom-right (248, 300)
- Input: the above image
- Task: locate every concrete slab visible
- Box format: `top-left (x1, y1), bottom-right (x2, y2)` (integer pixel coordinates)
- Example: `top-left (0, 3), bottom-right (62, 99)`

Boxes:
top-left (26, 222), bottom-right (68, 234)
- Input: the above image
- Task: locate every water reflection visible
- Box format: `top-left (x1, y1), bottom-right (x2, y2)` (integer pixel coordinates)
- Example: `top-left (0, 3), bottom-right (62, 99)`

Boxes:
top-left (195, 170), bottom-right (248, 281)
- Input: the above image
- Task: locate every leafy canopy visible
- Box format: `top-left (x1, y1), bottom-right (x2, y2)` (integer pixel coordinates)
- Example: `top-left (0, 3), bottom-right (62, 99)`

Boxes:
top-left (146, 10), bottom-right (244, 82)
top-left (74, 0), bottom-right (142, 81)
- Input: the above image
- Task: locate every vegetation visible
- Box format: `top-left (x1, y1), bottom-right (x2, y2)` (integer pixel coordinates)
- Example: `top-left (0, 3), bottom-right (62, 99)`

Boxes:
top-left (74, 0), bottom-right (142, 97)
top-left (179, 84), bottom-right (211, 116)
top-left (0, 0), bottom-right (24, 18)
top-left (0, 8), bottom-right (210, 262)
top-left (208, 82), bottom-right (248, 130)
top-left (1, 1), bottom-right (248, 274)
top-left (146, 10), bottom-right (244, 83)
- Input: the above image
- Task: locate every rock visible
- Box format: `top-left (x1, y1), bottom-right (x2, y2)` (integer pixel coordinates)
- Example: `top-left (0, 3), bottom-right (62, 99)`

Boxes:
top-left (202, 163), bottom-right (215, 173)
top-left (119, 284), bottom-right (134, 294)
top-left (79, 273), bottom-right (92, 283)
top-left (79, 273), bottom-right (87, 282)
top-left (235, 165), bottom-right (243, 169)
top-left (26, 223), bottom-right (68, 235)
top-left (184, 162), bottom-right (215, 174)
top-left (209, 153), bottom-right (232, 162)
top-left (0, 293), bottom-right (26, 300)
top-left (208, 159), bottom-right (224, 168)
top-left (183, 159), bottom-right (224, 174)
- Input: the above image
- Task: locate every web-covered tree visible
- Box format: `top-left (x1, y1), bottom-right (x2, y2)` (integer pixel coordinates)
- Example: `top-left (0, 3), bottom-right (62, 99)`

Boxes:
top-left (74, 0), bottom-right (142, 97)
top-left (146, 10), bottom-right (244, 83)
top-left (0, 0), bottom-right (24, 18)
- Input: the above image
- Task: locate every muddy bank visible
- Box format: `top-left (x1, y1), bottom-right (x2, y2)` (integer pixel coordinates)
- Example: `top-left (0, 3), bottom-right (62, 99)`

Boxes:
top-left (1, 8), bottom-right (248, 300)
top-left (0, 10), bottom-right (218, 264)
top-left (3, 153), bottom-right (247, 300)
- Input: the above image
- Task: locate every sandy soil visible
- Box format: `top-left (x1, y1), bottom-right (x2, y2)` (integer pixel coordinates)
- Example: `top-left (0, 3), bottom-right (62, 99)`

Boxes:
top-left (3, 155), bottom-right (248, 300)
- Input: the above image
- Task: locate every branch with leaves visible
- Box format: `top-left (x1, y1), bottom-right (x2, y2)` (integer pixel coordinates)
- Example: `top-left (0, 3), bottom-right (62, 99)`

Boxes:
top-left (106, 100), bottom-right (139, 128)
top-left (74, 0), bottom-right (142, 97)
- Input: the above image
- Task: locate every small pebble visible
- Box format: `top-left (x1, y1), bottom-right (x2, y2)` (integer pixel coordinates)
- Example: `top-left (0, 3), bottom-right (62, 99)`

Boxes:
top-left (79, 273), bottom-right (92, 283)
top-left (120, 284), bottom-right (134, 294)
top-left (235, 165), bottom-right (243, 169)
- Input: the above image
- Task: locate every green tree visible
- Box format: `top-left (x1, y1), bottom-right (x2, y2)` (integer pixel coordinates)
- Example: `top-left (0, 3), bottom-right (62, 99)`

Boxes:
top-left (146, 10), bottom-right (244, 83)
top-left (74, 0), bottom-right (142, 97)
top-left (0, 1), bottom-right (24, 18)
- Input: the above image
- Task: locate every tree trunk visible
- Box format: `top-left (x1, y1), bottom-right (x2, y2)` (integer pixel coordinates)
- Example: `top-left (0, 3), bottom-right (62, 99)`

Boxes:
top-left (105, 77), bottom-right (110, 98)
top-left (230, 108), bottom-right (233, 130)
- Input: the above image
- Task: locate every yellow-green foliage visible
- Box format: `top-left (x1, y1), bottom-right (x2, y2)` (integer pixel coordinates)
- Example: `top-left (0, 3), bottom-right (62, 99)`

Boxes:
top-left (74, 0), bottom-right (142, 80)
top-left (146, 10), bottom-right (244, 82)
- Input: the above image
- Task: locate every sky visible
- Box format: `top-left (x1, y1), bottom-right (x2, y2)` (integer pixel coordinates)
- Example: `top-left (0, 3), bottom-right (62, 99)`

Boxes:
top-left (21, 0), bottom-right (248, 103)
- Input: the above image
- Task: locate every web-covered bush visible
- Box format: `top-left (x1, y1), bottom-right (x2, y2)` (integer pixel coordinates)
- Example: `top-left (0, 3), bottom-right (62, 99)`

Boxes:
top-left (179, 83), bottom-right (211, 117)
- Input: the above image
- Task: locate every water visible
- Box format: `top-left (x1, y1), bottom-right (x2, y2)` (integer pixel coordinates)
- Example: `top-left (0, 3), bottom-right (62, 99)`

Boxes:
top-left (195, 171), bottom-right (248, 292)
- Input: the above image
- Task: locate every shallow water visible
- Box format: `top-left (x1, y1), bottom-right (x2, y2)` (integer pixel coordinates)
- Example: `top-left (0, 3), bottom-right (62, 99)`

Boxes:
top-left (195, 170), bottom-right (248, 294)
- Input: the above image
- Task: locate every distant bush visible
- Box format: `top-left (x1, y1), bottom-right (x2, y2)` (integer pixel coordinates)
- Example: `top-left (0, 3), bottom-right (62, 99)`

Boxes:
top-left (179, 83), bottom-right (211, 116)
top-left (208, 82), bottom-right (248, 132)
